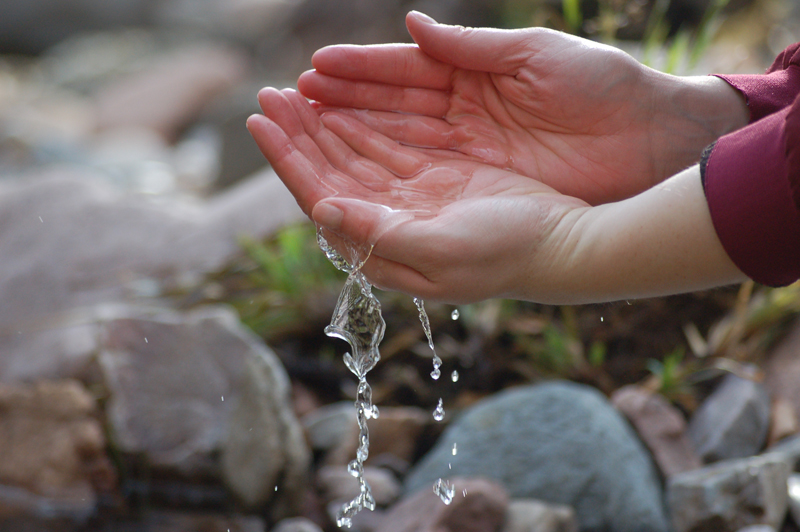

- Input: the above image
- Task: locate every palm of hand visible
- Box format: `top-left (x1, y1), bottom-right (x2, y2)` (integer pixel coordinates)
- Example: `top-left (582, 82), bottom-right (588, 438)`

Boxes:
top-left (247, 88), bottom-right (587, 301)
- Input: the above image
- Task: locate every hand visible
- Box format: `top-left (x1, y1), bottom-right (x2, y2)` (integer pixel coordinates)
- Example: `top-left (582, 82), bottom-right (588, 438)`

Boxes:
top-left (246, 87), bottom-right (590, 303)
top-left (298, 12), bottom-right (748, 205)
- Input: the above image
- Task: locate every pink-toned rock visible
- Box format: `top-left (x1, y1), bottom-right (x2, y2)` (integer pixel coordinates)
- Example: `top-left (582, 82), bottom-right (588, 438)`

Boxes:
top-left (612, 385), bottom-right (701, 477)
top-left (378, 477), bottom-right (509, 532)
top-left (325, 406), bottom-right (429, 466)
top-left (501, 499), bottom-right (578, 532)
top-left (94, 44), bottom-right (248, 140)
top-left (316, 465), bottom-right (400, 507)
top-left (0, 380), bottom-right (115, 526)
top-left (768, 396), bottom-right (799, 447)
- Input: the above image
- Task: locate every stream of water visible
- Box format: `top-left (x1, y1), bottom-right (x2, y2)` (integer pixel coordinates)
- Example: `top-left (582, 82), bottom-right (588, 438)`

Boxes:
top-left (317, 227), bottom-right (455, 528)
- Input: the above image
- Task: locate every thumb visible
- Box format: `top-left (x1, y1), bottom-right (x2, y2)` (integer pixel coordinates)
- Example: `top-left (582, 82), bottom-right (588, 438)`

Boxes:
top-left (312, 198), bottom-right (415, 248)
top-left (405, 11), bottom-right (533, 74)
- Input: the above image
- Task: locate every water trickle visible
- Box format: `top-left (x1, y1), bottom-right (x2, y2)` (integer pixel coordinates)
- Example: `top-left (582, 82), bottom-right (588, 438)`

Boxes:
top-left (317, 228), bottom-right (382, 529)
top-left (451, 309), bottom-right (460, 320)
top-left (433, 478), bottom-right (455, 505)
top-left (413, 298), bottom-right (443, 381)
top-left (433, 398), bottom-right (445, 422)
top-left (451, 370), bottom-right (459, 383)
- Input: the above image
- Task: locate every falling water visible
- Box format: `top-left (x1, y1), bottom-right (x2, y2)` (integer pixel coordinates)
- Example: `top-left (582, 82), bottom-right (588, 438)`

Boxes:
top-left (317, 228), bottom-right (383, 528)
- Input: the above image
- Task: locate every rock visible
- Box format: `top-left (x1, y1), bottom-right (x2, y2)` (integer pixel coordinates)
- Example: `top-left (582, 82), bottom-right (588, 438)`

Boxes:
top-left (94, 43), bottom-right (249, 141)
top-left (501, 499), bottom-right (579, 532)
top-left (154, 0), bottom-right (303, 43)
top-left (0, 0), bottom-right (153, 54)
top-left (404, 382), bottom-right (669, 532)
top-left (0, 170), bottom-right (303, 384)
top-left (324, 405), bottom-right (429, 466)
top-left (0, 380), bottom-right (114, 529)
top-left (787, 473), bottom-right (800, 528)
top-left (612, 384), bottom-right (702, 477)
top-left (765, 319), bottom-right (800, 431)
top-left (97, 305), bottom-right (310, 514)
top-left (272, 517), bottom-right (324, 532)
top-left (768, 396), bottom-right (798, 447)
top-left (316, 465), bottom-right (400, 507)
top-left (98, 510), bottom-right (265, 532)
top-left (666, 454), bottom-right (790, 532)
top-left (302, 401), bottom-right (356, 452)
top-left (688, 374), bottom-right (771, 463)
top-left (764, 433), bottom-right (800, 469)
top-left (379, 477), bottom-right (508, 532)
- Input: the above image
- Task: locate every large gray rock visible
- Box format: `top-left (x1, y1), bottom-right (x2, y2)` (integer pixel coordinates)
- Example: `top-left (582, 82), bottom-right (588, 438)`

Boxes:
top-left (688, 374), bottom-right (771, 463)
top-left (404, 381), bottom-right (669, 532)
top-left (666, 454), bottom-right (790, 532)
top-left (0, 169), bottom-right (303, 384)
top-left (97, 305), bottom-right (310, 513)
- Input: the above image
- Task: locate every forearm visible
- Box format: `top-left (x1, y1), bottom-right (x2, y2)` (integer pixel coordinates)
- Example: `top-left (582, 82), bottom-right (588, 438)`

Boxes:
top-left (645, 71), bottom-right (749, 185)
top-left (543, 165), bottom-right (746, 304)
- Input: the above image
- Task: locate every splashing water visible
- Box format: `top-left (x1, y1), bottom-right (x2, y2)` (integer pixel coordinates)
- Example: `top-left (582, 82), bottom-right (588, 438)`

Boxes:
top-left (433, 398), bottom-right (445, 422)
top-left (317, 228), bottom-right (382, 528)
top-left (319, 227), bottom-right (456, 523)
top-left (413, 298), bottom-right (442, 380)
top-left (433, 478), bottom-right (455, 505)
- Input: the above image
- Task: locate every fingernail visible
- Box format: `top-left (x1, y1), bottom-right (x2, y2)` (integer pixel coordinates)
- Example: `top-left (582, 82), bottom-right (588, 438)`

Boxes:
top-left (410, 11), bottom-right (437, 24)
top-left (314, 203), bottom-right (343, 231)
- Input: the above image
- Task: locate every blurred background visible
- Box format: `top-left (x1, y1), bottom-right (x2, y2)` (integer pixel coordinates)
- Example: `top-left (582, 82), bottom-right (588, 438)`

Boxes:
top-left (1, 0), bottom-right (800, 531)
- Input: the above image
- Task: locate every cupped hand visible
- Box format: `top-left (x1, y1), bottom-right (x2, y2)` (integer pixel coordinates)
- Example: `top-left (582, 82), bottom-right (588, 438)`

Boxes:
top-left (247, 87), bottom-right (589, 303)
top-left (298, 12), bottom-right (733, 205)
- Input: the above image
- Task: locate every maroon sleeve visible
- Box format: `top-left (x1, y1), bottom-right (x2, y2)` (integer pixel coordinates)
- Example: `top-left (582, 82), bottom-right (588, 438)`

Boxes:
top-left (703, 92), bottom-right (800, 286)
top-left (714, 43), bottom-right (800, 122)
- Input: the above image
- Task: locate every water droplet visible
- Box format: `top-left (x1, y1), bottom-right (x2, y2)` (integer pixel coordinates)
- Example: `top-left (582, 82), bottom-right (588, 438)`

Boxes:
top-left (433, 478), bottom-right (455, 505)
top-left (221, 396), bottom-right (224, 402)
top-left (451, 309), bottom-right (460, 320)
top-left (452, 443), bottom-right (457, 456)
top-left (144, 337), bottom-right (148, 343)
top-left (39, 216), bottom-right (43, 223)
top-left (274, 485), bottom-right (278, 491)
top-left (451, 370), bottom-right (459, 382)
top-left (463, 489), bottom-right (468, 497)
top-left (600, 316), bottom-right (604, 322)
top-left (433, 398), bottom-right (445, 422)
top-left (448, 463), bottom-right (451, 469)
top-left (431, 367), bottom-right (441, 380)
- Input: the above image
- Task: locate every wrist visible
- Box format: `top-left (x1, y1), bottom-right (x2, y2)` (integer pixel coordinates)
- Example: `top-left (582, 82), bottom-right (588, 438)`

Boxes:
top-left (643, 70), bottom-right (749, 184)
top-left (549, 165), bottom-right (746, 303)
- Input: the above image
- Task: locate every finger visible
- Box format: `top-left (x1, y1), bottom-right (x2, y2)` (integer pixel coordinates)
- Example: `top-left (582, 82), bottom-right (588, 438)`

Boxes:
top-left (405, 11), bottom-right (535, 75)
top-left (320, 112), bottom-right (435, 178)
top-left (310, 43), bottom-right (454, 90)
top-left (246, 113), bottom-right (330, 215)
top-left (317, 108), bottom-right (461, 151)
top-left (257, 88), bottom-right (330, 172)
top-left (312, 197), bottom-right (415, 248)
top-left (297, 70), bottom-right (450, 117)
top-left (281, 89), bottom-right (396, 189)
